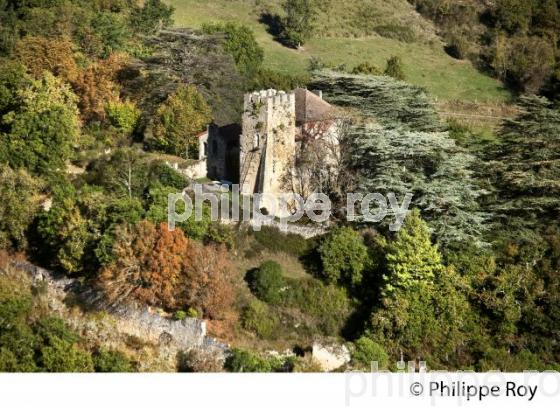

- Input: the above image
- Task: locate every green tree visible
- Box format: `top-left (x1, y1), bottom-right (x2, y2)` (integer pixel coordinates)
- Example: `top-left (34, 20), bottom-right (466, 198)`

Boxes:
top-left (279, 0), bottom-right (317, 48)
top-left (148, 84), bottom-right (213, 157)
top-left (0, 165), bottom-right (42, 250)
top-left (319, 227), bottom-right (370, 286)
top-left (0, 60), bottom-right (32, 115)
top-left (202, 23), bottom-right (264, 77)
top-left (37, 196), bottom-right (90, 274)
top-left (0, 72), bottom-right (80, 176)
top-left (130, 0), bottom-right (174, 35)
top-left (92, 11), bottom-right (131, 58)
top-left (310, 70), bottom-right (442, 132)
top-left (105, 99), bottom-right (140, 135)
top-left (487, 96), bottom-right (560, 228)
top-left (383, 210), bottom-right (443, 294)
top-left (351, 124), bottom-right (487, 246)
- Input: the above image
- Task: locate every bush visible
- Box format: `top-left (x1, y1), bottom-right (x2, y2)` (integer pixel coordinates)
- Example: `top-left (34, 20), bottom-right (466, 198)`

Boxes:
top-left (384, 56), bottom-right (406, 81)
top-left (246, 261), bottom-right (286, 305)
top-left (352, 337), bottom-right (389, 370)
top-left (173, 310), bottom-right (187, 321)
top-left (241, 300), bottom-right (280, 339)
top-left (178, 348), bottom-right (224, 372)
top-left (93, 348), bottom-right (134, 372)
top-left (318, 227), bottom-right (370, 286)
top-left (253, 226), bottom-right (311, 257)
top-left (204, 222), bottom-right (235, 249)
top-left (282, 278), bottom-right (352, 335)
top-left (40, 340), bottom-right (94, 372)
top-left (147, 161), bottom-right (189, 191)
top-left (225, 348), bottom-right (288, 372)
top-left (351, 62), bottom-right (383, 76)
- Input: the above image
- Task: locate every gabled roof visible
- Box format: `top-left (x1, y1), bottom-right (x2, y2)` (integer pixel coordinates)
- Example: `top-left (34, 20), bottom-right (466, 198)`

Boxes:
top-left (294, 88), bottom-right (333, 126)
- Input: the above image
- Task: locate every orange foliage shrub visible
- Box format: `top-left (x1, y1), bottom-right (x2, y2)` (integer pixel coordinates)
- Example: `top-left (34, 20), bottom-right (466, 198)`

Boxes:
top-left (72, 53), bottom-right (128, 121)
top-left (98, 221), bottom-right (234, 318)
top-left (15, 36), bottom-right (79, 83)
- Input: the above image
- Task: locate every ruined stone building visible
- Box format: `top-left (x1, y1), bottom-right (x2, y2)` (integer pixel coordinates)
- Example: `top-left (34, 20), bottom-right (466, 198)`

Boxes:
top-left (197, 88), bottom-right (337, 211)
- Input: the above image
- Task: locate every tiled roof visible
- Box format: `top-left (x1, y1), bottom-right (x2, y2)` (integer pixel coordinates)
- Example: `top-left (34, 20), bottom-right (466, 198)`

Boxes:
top-left (294, 88), bottom-right (333, 126)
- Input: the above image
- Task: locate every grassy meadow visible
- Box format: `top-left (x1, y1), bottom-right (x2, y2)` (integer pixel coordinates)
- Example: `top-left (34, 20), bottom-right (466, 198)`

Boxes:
top-left (166, 0), bottom-right (511, 103)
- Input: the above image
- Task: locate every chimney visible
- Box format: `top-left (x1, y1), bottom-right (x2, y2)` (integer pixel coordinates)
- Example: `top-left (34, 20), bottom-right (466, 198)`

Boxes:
top-left (312, 90), bottom-right (323, 99)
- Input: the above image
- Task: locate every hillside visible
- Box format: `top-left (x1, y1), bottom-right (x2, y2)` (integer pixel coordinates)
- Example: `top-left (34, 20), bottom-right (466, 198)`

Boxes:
top-left (166, 0), bottom-right (511, 102)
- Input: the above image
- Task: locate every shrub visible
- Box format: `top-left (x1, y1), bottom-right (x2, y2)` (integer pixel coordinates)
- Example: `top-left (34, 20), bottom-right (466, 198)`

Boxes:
top-left (246, 261), bottom-right (286, 305)
top-left (40, 340), bottom-right (94, 372)
top-left (351, 62), bottom-right (382, 76)
top-left (318, 227), bottom-right (369, 286)
top-left (173, 310), bottom-right (187, 321)
top-left (225, 348), bottom-right (287, 372)
top-left (384, 56), bottom-right (406, 81)
top-left (352, 337), bottom-right (389, 370)
top-left (186, 307), bottom-right (199, 318)
top-left (241, 299), bottom-right (280, 339)
top-left (178, 348), bottom-right (224, 372)
top-left (147, 161), bottom-right (189, 190)
top-left (204, 222), bottom-right (235, 249)
top-left (282, 278), bottom-right (352, 335)
top-left (93, 348), bottom-right (134, 372)
top-left (253, 226), bottom-right (311, 257)
top-left (35, 317), bottom-right (94, 372)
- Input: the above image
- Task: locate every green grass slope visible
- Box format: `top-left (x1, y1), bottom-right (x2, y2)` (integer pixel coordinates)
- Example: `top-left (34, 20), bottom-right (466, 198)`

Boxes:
top-left (166, 0), bottom-right (511, 103)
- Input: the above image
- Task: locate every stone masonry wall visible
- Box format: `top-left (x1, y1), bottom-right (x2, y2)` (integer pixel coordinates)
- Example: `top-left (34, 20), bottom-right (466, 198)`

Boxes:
top-left (240, 90), bottom-right (296, 205)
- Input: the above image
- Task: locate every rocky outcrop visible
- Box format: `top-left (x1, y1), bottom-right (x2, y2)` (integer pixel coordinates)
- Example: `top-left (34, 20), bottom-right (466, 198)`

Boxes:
top-left (312, 342), bottom-right (351, 372)
top-left (13, 261), bottom-right (225, 355)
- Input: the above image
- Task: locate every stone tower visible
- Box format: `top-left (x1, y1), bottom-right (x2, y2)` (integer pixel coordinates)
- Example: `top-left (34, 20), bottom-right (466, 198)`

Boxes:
top-left (239, 89), bottom-right (296, 211)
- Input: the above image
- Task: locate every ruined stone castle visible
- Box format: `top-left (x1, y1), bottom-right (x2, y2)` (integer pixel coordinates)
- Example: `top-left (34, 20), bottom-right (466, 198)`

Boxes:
top-left (196, 88), bottom-right (336, 212)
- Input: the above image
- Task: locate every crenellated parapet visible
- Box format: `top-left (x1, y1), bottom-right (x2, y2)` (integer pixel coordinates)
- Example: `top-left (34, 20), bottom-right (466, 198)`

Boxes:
top-left (244, 89), bottom-right (296, 113)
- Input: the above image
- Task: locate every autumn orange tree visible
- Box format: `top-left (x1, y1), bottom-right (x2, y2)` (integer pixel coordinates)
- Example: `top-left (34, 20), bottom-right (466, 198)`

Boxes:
top-left (15, 36), bottom-right (79, 83)
top-left (98, 221), bottom-right (233, 318)
top-left (72, 53), bottom-right (128, 122)
top-left (185, 242), bottom-right (234, 319)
